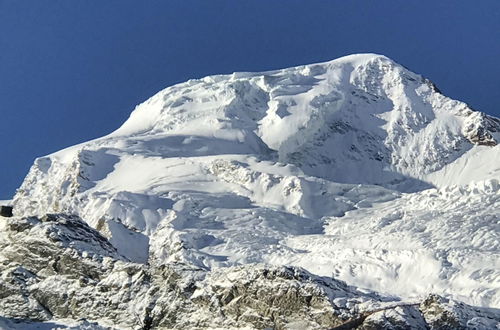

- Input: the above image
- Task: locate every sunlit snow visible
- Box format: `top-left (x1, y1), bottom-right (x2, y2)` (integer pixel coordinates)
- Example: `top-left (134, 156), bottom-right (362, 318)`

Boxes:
top-left (12, 54), bottom-right (500, 309)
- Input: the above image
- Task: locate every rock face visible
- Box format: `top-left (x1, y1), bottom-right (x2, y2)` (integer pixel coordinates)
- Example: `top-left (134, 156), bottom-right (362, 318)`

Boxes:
top-left (462, 110), bottom-right (500, 146)
top-left (1, 214), bottom-right (498, 329)
top-left (2, 54), bottom-right (500, 328)
top-left (0, 214), bottom-right (388, 328)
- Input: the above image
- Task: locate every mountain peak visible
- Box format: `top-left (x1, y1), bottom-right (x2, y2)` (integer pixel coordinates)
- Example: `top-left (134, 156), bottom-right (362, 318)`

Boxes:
top-left (325, 52), bottom-right (392, 65)
top-left (8, 55), bottom-right (500, 322)
top-left (99, 53), bottom-right (497, 189)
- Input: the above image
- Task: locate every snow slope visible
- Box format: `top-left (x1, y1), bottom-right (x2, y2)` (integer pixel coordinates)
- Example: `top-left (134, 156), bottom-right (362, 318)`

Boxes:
top-left (10, 54), bottom-right (500, 314)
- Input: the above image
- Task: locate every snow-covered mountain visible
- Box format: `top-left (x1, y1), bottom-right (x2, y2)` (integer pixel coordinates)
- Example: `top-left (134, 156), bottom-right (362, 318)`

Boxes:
top-left (2, 54), bottom-right (500, 329)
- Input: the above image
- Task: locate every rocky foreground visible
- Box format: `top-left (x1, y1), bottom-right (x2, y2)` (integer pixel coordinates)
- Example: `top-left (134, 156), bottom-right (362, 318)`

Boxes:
top-left (1, 214), bottom-right (498, 329)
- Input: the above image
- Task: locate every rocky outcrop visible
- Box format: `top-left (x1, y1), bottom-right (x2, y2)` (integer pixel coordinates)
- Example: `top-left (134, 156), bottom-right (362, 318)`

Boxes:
top-left (1, 214), bottom-right (498, 329)
top-left (0, 214), bottom-right (368, 328)
top-left (461, 110), bottom-right (500, 146)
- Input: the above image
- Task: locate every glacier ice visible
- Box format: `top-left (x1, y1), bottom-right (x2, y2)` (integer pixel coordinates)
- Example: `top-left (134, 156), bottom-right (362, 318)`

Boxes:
top-left (2, 53), bottom-right (500, 328)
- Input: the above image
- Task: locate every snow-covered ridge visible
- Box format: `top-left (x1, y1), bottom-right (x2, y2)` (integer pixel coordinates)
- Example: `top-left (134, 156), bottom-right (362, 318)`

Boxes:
top-left (111, 53), bottom-right (499, 185)
top-left (7, 53), bottom-right (500, 320)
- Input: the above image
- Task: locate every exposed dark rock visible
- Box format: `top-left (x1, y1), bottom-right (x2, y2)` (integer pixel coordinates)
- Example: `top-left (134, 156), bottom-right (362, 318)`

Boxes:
top-left (0, 205), bottom-right (13, 217)
top-left (420, 294), bottom-right (464, 329)
top-left (463, 112), bottom-right (500, 146)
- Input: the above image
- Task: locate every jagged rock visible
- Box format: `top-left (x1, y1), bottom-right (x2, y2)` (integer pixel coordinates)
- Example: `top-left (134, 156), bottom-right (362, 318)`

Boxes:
top-left (420, 294), bottom-right (464, 329)
top-left (185, 265), bottom-right (364, 329)
top-left (418, 294), bottom-right (500, 329)
top-left (462, 111), bottom-right (500, 146)
top-left (357, 305), bottom-right (427, 329)
top-left (1, 213), bottom-right (499, 328)
top-left (0, 213), bottom-right (419, 329)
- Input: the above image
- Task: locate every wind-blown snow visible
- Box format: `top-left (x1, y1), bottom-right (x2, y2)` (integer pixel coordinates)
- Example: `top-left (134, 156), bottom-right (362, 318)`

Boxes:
top-left (11, 54), bottom-right (500, 309)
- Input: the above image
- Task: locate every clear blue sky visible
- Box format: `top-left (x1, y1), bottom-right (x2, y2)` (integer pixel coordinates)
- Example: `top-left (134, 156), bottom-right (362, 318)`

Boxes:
top-left (1, 1), bottom-right (499, 199)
